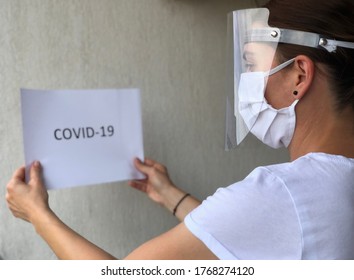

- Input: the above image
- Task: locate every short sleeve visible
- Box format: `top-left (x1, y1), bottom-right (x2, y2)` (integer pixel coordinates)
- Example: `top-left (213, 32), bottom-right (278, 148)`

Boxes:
top-left (184, 167), bottom-right (303, 260)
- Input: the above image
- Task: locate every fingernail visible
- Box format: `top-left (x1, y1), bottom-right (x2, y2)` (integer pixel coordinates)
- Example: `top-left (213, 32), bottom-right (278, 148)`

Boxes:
top-left (34, 161), bottom-right (41, 168)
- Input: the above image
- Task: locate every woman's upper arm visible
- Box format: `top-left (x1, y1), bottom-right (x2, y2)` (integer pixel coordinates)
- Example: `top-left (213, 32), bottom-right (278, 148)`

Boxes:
top-left (124, 222), bottom-right (218, 260)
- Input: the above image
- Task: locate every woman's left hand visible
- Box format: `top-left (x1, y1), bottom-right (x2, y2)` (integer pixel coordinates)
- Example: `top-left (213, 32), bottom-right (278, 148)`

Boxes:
top-left (6, 161), bottom-right (50, 223)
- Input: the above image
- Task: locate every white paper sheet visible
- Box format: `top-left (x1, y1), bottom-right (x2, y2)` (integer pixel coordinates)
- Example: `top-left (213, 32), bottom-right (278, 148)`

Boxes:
top-left (20, 88), bottom-right (144, 189)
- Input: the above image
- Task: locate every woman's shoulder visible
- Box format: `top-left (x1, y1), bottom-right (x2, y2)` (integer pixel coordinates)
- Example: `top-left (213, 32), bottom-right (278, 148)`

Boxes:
top-left (259, 152), bottom-right (354, 182)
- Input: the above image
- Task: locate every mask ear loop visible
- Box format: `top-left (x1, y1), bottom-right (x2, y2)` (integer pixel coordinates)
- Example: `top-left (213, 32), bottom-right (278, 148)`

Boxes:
top-left (266, 58), bottom-right (296, 76)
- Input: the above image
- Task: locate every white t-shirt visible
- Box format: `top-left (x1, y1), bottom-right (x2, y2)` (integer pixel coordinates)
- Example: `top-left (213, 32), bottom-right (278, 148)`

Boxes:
top-left (184, 153), bottom-right (354, 259)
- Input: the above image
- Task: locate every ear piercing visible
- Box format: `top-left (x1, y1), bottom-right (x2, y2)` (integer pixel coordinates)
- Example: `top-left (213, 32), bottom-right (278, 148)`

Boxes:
top-left (293, 90), bottom-right (298, 96)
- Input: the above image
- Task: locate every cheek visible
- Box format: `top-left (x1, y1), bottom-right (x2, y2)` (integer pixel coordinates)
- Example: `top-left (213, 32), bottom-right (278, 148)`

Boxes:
top-left (264, 77), bottom-right (293, 109)
top-left (264, 78), bottom-right (279, 107)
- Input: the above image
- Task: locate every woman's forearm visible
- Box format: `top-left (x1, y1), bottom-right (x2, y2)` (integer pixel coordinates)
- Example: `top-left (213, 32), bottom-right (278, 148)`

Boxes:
top-left (161, 187), bottom-right (201, 221)
top-left (32, 209), bottom-right (116, 260)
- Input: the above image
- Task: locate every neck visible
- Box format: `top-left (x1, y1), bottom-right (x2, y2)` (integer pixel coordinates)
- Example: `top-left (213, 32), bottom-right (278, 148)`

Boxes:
top-left (289, 107), bottom-right (354, 161)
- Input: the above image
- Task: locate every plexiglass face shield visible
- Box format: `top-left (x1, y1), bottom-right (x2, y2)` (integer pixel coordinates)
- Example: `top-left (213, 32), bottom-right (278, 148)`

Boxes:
top-left (225, 8), bottom-right (354, 150)
top-left (225, 8), bottom-right (279, 150)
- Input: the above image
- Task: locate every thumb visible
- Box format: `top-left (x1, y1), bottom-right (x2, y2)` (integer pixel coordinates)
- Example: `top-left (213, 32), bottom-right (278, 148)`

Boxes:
top-left (29, 161), bottom-right (44, 187)
top-left (133, 158), bottom-right (151, 175)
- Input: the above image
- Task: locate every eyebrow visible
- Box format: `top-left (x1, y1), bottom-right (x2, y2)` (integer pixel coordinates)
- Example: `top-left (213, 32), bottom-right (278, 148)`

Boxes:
top-left (242, 51), bottom-right (255, 61)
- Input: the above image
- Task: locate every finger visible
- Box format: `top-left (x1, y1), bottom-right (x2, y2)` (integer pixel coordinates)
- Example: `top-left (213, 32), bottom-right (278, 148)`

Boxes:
top-left (128, 180), bottom-right (147, 193)
top-left (128, 179), bottom-right (146, 187)
top-left (10, 209), bottom-right (29, 223)
top-left (12, 166), bottom-right (26, 182)
top-left (144, 158), bottom-right (166, 172)
top-left (129, 178), bottom-right (147, 184)
top-left (5, 193), bottom-right (14, 207)
top-left (134, 157), bottom-right (167, 175)
top-left (7, 167), bottom-right (26, 193)
top-left (144, 158), bottom-right (156, 166)
top-left (133, 158), bottom-right (152, 174)
top-left (29, 161), bottom-right (43, 186)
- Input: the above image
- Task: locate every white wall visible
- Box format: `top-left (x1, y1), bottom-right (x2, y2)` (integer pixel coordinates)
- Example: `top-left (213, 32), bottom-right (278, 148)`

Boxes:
top-left (0, 0), bottom-right (287, 259)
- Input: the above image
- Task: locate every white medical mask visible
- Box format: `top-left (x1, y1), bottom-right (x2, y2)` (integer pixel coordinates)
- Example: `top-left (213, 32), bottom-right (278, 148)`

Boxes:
top-left (238, 58), bottom-right (298, 149)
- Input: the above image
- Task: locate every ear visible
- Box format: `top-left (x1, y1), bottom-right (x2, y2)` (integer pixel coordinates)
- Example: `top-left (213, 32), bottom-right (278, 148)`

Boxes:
top-left (292, 55), bottom-right (315, 99)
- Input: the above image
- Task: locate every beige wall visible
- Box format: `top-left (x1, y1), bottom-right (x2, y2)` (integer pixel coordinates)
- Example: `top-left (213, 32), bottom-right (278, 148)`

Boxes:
top-left (0, 0), bottom-right (286, 259)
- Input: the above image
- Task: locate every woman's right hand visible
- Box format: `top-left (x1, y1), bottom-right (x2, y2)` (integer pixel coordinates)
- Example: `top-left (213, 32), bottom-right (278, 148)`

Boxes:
top-left (129, 158), bottom-right (201, 220)
top-left (129, 158), bottom-right (175, 207)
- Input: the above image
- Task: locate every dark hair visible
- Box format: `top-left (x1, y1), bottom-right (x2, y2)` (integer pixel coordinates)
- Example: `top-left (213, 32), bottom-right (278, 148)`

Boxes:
top-left (264, 0), bottom-right (354, 112)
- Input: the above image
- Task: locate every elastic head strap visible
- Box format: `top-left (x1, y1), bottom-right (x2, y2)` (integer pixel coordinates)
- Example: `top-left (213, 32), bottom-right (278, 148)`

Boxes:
top-left (279, 29), bottom-right (354, 53)
top-left (246, 28), bottom-right (354, 53)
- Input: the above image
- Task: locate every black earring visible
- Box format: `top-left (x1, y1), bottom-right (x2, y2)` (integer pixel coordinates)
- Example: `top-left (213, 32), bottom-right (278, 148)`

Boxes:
top-left (293, 90), bottom-right (298, 96)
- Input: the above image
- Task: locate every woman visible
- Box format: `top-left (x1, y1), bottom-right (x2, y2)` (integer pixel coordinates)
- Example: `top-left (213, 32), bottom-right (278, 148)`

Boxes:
top-left (6, 0), bottom-right (354, 259)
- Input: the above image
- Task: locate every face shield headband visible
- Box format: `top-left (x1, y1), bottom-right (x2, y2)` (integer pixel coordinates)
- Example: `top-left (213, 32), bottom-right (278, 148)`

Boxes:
top-left (225, 8), bottom-right (354, 151)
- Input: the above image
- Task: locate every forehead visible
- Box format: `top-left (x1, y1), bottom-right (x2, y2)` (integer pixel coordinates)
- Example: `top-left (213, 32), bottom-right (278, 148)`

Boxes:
top-left (243, 42), bottom-right (276, 60)
top-left (244, 41), bottom-right (275, 53)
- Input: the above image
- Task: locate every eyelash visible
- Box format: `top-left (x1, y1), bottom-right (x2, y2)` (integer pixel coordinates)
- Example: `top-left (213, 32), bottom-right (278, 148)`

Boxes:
top-left (245, 63), bottom-right (255, 71)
